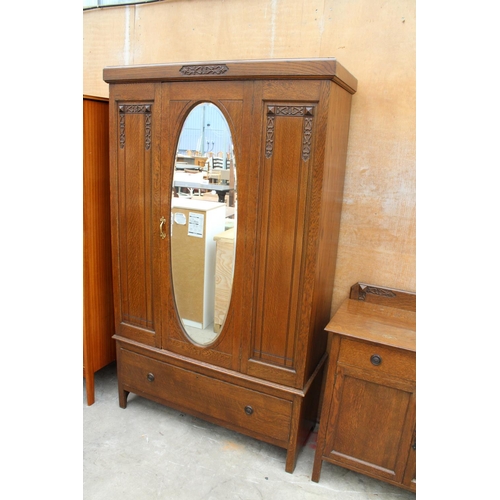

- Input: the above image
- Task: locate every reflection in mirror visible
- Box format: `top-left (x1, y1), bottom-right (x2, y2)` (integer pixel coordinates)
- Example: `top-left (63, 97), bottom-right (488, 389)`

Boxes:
top-left (171, 103), bottom-right (237, 346)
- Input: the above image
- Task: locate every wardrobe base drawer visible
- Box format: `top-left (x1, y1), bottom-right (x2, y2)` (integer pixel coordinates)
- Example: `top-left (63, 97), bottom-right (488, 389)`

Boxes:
top-left (118, 347), bottom-right (293, 445)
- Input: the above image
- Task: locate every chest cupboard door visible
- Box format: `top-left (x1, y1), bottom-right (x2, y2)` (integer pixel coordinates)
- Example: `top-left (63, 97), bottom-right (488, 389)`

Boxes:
top-left (109, 83), bottom-right (163, 348)
top-left (324, 363), bottom-right (416, 485)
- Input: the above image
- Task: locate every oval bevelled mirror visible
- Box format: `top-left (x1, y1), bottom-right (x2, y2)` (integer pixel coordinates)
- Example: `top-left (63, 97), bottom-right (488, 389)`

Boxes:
top-left (170, 103), bottom-right (237, 345)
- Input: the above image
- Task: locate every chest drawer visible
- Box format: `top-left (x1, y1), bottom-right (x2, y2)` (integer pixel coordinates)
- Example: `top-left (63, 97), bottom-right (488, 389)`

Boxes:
top-left (337, 337), bottom-right (415, 381)
top-left (119, 348), bottom-right (293, 444)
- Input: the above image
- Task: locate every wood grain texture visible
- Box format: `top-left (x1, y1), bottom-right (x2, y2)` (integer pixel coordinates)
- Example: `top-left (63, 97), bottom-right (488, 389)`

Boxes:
top-left (325, 299), bottom-right (416, 352)
top-left (83, 96), bottom-right (115, 405)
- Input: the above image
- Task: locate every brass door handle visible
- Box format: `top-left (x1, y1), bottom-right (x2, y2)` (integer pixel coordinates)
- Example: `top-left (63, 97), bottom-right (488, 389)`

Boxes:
top-left (160, 216), bottom-right (166, 239)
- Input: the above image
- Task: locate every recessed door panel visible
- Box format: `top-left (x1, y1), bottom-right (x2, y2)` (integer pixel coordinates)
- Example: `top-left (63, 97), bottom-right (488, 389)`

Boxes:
top-left (324, 366), bottom-right (416, 483)
top-left (110, 83), bottom-right (162, 347)
top-left (247, 102), bottom-right (317, 385)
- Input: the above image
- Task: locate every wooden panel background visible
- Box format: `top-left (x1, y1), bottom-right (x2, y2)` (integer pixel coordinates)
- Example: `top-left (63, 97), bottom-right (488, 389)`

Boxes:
top-left (83, 96), bottom-right (115, 405)
top-left (84, 0), bottom-right (416, 315)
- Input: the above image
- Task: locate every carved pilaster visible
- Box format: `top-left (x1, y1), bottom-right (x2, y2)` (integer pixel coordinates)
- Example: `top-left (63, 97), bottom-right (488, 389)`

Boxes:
top-left (265, 110), bottom-right (275, 159)
top-left (144, 113), bottom-right (152, 150)
top-left (302, 117), bottom-right (313, 161)
top-left (119, 114), bottom-right (125, 149)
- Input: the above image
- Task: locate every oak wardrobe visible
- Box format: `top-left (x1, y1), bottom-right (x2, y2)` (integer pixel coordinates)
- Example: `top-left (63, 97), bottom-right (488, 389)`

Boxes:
top-left (103, 58), bottom-right (357, 472)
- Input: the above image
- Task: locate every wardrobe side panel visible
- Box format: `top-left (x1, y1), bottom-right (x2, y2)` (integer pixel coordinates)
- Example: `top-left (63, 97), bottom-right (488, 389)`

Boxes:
top-left (306, 82), bottom-right (353, 381)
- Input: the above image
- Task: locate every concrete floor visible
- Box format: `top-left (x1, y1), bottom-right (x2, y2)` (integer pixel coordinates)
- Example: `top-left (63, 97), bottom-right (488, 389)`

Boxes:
top-left (84, 362), bottom-right (416, 500)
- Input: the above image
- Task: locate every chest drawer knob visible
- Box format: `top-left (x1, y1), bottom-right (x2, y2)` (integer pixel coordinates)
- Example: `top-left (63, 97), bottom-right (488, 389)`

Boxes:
top-left (244, 405), bottom-right (254, 415)
top-left (370, 354), bottom-right (382, 366)
top-left (147, 372), bottom-right (155, 382)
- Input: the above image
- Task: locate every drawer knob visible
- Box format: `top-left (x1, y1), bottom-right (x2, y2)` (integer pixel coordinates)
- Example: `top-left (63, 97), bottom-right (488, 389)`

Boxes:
top-left (147, 372), bottom-right (155, 382)
top-left (370, 354), bottom-right (382, 366)
top-left (244, 405), bottom-right (254, 415)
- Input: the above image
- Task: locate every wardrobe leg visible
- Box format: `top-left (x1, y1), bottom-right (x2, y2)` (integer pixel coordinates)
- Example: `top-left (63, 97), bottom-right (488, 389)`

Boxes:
top-left (85, 371), bottom-right (95, 406)
top-left (118, 387), bottom-right (129, 409)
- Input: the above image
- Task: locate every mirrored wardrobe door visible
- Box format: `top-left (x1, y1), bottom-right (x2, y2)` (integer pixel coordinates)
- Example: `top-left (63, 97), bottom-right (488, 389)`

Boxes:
top-left (160, 81), bottom-right (255, 370)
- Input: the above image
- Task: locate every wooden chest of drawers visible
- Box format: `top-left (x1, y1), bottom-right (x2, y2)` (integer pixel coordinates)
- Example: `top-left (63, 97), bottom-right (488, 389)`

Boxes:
top-left (312, 284), bottom-right (416, 492)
